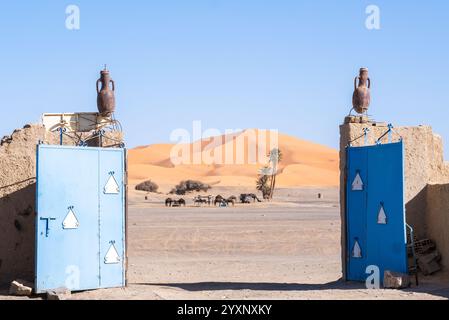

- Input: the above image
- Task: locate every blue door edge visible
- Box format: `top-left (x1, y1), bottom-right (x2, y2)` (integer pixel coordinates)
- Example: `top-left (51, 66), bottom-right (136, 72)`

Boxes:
top-left (124, 148), bottom-right (129, 288)
top-left (34, 144), bottom-right (40, 292)
top-left (400, 141), bottom-right (408, 275)
top-left (344, 146), bottom-right (349, 281)
top-left (121, 148), bottom-right (127, 288)
top-left (346, 140), bottom-right (404, 151)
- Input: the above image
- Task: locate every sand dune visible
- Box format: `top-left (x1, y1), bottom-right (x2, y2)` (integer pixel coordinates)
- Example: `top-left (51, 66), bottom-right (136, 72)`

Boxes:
top-left (128, 129), bottom-right (339, 189)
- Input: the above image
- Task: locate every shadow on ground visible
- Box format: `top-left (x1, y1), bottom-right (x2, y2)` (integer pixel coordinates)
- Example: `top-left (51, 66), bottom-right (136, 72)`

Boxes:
top-left (135, 279), bottom-right (365, 292)
top-left (135, 279), bottom-right (449, 299)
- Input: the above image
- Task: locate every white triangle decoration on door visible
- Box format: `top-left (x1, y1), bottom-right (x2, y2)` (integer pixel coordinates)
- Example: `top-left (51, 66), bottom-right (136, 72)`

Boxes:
top-left (62, 207), bottom-right (79, 229)
top-left (352, 240), bottom-right (362, 258)
top-left (377, 204), bottom-right (387, 224)
top-left (104, 242), bottom-right (121, 264)
top-left (352, 172), bottom-right (364, 191)
top-left (104, 172), bottom-right (120, 194)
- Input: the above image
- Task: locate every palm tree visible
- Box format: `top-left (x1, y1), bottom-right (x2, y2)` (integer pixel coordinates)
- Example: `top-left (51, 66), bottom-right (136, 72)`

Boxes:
top-left (256, 166), bottom-right (272, 199)
top-left (268, 148), bottom-right (282, 200)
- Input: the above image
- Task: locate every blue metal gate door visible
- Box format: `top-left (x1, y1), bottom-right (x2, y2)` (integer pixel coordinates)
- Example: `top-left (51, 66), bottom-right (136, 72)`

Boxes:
top-left (99, 150), bottom-right (126, 288)
top-left (346, 141), bottom-right (407, 282)
top-left (36, 145), bottom-right (126, 293)
top-left (36, 146), bottom-right (100, 292)
top-left (346, 147), bottom-right (368, 281)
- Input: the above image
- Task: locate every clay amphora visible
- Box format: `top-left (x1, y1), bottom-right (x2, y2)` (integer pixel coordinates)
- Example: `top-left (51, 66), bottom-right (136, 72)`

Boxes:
top-left (97, 68), bottom-right (116, 116)
top-left (352, 68), bottom-right (371, 114)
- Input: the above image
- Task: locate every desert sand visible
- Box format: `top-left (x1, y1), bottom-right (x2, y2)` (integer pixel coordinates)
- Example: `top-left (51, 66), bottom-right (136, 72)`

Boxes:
top-left (2, 187), bottom-right (448, 300)
top-left (74, 187), bottom-right (449, 300)
top-left (128, 130), bottom-right (339, 191)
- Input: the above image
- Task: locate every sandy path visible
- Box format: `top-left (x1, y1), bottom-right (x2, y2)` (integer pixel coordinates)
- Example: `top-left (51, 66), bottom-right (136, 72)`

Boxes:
top-left (73, 188), bottom-right (448, 300)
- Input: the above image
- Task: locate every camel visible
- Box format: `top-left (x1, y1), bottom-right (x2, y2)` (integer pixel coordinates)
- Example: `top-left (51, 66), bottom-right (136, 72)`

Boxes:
top-left (214, 195), bottom-right (237, 207)
top-left (193, 195), bottom-right (212, 206)
top-left (240, 193), bottom-right (262, 204)
top-left (165, 198), bottom-right (186, 207)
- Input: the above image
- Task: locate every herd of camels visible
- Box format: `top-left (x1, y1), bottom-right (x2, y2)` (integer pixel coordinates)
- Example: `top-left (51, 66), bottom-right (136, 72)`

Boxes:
top-left (165, 194), bottom-right (262, 207)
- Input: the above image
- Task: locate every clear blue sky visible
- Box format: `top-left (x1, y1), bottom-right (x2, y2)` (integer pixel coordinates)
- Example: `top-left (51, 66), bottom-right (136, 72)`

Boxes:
top-left (0, 1), bottom-right (448, 156)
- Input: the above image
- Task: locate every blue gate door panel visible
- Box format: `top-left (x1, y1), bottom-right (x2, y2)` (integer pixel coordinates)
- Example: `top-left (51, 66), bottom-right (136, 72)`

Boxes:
top-left (346, 146), bottom-right (368, 281)
top-left (346, 141), bottom-right (407, 282)
top-left (36, 146), bottom-right (100, 292)
top-left (36, 145), bottom-right (126, 293)
top-left (366, 143), bottom-right (407, 278)
top-left (99, 149), bottom-right (126, 288)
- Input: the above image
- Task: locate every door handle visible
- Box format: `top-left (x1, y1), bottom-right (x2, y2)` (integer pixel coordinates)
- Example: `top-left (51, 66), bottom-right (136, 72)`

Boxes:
top-left (40, 217), bottom-right (56, 237)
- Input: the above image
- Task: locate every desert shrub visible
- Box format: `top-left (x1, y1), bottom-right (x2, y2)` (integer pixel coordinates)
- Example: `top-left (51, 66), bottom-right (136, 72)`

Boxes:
top-left (170, 180), bottom-right (211, 195)
top-left (135, 180), bottom-right (159, 193)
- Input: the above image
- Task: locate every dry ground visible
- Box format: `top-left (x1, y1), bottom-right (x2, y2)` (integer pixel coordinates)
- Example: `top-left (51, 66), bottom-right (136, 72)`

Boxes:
top-left (2, 187), bottom-right (449, 300)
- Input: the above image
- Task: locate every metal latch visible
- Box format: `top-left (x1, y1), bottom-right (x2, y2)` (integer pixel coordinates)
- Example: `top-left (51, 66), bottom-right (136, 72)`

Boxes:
top-left (40, 217), bottom-right (56, 237)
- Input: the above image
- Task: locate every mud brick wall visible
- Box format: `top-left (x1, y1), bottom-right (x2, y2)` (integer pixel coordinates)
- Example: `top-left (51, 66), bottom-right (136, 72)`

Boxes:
top-left (339, 121), bottom-right (449, 278)
top-left (425, 184), bottom-right (449, 269)
top-left (0, 124), bottom-right (124, 285)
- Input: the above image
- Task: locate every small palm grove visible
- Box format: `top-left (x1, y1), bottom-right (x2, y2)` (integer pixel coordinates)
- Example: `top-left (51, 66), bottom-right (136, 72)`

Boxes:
top-left (256, 148), bottom-right (283, 200)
